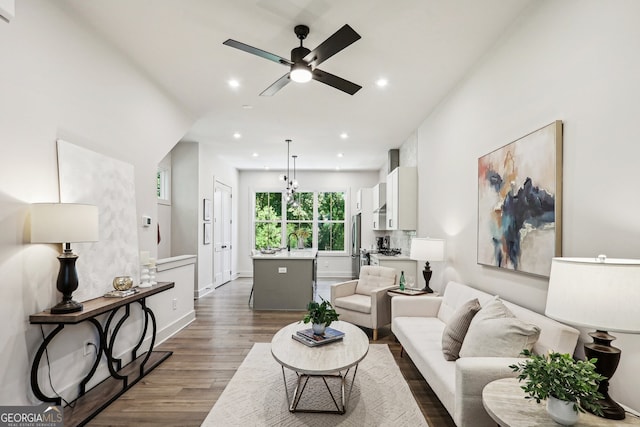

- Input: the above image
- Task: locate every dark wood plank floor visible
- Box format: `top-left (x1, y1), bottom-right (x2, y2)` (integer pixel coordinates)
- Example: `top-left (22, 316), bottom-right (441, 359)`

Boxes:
top-left (88, 278), bottom-right (456, 426)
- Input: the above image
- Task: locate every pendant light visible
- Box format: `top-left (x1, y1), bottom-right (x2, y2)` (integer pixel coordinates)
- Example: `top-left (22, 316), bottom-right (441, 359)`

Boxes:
top-left (282, 139), bottom-right (300, 205)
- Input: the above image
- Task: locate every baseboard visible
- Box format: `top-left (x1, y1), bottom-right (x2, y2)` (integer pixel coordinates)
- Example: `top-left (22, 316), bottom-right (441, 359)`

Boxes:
top-left (195, 284), bottom-right (214, 299)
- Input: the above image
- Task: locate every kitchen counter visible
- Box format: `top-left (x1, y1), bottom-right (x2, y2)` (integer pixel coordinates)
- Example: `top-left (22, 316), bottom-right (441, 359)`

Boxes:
top-left (252, 249), bottom-right (317, 310)
top-left (252, 248), bottom-right (318, 259)
top-left (369, 253), bottom-right (411, 261)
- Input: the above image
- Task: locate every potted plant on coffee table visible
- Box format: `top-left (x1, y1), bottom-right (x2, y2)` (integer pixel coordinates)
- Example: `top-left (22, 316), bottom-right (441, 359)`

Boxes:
top-left (302, 297), bottom-right (339, 336)
top-left (509, 349), bottom-right (604, 425)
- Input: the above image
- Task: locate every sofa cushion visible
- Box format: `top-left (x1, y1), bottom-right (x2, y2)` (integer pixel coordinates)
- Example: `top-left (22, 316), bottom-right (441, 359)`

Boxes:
top-left (333, 294), bottom-right (371, 314)
top-left (441, 298), bottom-right (481, 361)
top-left (355, 265), bottom-right (396, 295)
top-left (459, 297), bottom-right (541, 358)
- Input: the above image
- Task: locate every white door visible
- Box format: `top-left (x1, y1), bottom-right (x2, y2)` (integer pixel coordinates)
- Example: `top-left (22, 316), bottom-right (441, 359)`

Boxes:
top-left (213, 181), bottom-right (232, 287)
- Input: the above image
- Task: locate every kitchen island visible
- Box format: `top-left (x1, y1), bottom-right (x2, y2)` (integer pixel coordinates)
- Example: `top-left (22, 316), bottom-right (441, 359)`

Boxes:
top-left (252, 249), bottom-right (317, 310)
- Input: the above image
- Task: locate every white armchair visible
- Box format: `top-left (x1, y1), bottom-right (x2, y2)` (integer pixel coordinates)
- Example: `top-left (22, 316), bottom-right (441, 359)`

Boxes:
top-left (330, 265), bottom-right (397, 340)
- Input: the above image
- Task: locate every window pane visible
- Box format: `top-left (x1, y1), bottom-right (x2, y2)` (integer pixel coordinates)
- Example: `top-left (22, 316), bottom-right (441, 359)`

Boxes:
top-left (255, 222), bottom-right (281, 249)
top-left (318, 192), bottom-right (345, 221)
top-left (318, 222), bottom-right (345, 251)
top-left (287, 192), bottom-right (313, 220)
top-left (256, 192), bottom-right (282, 220)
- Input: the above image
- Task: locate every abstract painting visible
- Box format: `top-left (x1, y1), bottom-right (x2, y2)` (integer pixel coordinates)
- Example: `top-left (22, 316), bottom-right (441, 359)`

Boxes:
top-left (477, 121), bottom-right (563, 277)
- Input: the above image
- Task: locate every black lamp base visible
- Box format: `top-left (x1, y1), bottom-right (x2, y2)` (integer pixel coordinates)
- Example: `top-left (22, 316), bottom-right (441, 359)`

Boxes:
top-left (51, 249), bottom-right (83, 314)
top-left (50, 299), bottom-right (83, 314)
top-left (584, 330), bottom-right (625, 420)
top-left (421, 261), bottom-right (434, 293)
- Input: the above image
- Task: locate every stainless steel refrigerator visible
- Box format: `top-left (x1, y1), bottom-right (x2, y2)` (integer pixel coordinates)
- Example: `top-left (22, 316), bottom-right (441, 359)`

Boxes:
top-left (351, 213), bottom-right (361, 278)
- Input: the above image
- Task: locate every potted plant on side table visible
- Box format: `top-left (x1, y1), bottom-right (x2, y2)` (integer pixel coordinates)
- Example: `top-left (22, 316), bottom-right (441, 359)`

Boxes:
top-left (302, 297), bottom-right (339, 336)
top-left (509, 349), bottom-right (604, 426)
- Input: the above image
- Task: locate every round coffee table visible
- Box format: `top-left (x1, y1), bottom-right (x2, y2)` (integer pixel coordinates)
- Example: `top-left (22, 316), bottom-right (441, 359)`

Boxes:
top-left (271, 320), bottom-right (369, 414)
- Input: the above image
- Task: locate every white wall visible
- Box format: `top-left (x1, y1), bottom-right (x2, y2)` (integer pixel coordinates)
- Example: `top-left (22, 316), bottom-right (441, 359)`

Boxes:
top-left (237, 169), bottom-right (379, 277)
top-left (412, 0), bottom-right (640, 411)
top-left (0, 1), bottom-right (192, 405)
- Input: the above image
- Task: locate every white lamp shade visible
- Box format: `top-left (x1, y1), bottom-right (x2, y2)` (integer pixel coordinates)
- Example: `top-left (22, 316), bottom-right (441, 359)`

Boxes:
top-left (31, 203), bottom-right (99, 243)
top-left (545, 257), bottom-right (640, 334)
top-left (409, 238), bottom-right (445, 262)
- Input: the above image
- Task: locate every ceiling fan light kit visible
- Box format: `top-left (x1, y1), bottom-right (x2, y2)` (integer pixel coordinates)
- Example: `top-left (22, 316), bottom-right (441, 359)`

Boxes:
top-left (223, 23), bottom-right (362, 96)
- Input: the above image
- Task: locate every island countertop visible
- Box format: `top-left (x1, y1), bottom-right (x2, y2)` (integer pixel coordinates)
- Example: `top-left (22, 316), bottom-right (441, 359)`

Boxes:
top-left (252, 248), bottom-right (318, 260)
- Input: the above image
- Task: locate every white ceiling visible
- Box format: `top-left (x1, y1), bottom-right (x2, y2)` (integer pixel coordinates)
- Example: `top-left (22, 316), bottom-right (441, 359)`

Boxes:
top-left (60, 0), bottom-right (532, 171)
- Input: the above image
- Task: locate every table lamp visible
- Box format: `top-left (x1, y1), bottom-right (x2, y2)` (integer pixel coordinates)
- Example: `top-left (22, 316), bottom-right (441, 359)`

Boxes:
top-left (545, 256), bottom-right (640, 420)
top-left (409, 238), bottom-right (445, 293)
top-left (31, 203), bottom-right (99, 314)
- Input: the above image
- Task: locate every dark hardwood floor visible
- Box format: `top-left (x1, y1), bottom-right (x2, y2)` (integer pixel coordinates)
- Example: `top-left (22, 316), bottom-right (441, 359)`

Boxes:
top-left (89, 278), bottom-right (456, 426)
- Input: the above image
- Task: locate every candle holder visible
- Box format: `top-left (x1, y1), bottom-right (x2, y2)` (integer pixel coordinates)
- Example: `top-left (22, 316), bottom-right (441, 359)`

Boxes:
top-left (139, 263), bottom-right (152, 288)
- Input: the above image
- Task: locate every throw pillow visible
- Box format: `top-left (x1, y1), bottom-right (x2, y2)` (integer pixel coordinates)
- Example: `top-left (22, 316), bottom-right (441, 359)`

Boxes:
top-left (441, 298), bottom-right (481, 361)
top-left (459, 297), bottom-right (541, 358)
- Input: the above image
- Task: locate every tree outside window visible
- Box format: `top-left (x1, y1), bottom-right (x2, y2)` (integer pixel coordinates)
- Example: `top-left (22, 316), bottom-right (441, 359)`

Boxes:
top-left (255, 192), bottom-right (282, 249)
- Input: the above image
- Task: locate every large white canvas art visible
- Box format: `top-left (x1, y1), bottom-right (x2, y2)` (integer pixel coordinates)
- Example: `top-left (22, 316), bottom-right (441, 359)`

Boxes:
top-left (57, 140), bottom-right (139, 301)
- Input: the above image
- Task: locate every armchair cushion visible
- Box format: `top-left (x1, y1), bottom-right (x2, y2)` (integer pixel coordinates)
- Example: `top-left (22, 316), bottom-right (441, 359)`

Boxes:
top-left (333, 294), bottom-right (371, 314)
top-left (459, 297), bottom-right (541, 358)
top-left (355, 265), bottom-right (397, 295)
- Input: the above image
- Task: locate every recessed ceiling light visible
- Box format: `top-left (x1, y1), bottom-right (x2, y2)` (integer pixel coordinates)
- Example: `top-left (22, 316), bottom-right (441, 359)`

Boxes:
top-left (340, 132), bottom-right (348, 139)
top-left (337, 153), bottom-right (344, 158)
top-left (335, 166), bottom-right (341, 171)
top-left (242, 104), bottom-right (253, 109)
top-left (228, 79), bottom-right (240, 88)
top-left (252, 152), bottom-right (258, 157)
top-left (264, 166), bottom-right (270, 170)
top-left (233, 132), bottom-right (242, 139)
top-left (376, 78), bottom-right (388, 88)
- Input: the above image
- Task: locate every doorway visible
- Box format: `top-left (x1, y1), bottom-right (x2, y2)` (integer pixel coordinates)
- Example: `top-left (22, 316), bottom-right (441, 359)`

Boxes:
top-left (213, 180), bottom-right (232, 287)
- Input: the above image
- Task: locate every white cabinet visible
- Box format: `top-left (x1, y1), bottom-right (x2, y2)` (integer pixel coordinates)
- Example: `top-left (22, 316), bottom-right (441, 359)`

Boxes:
top-left (372, 183), bottom-right (387, 230)
top-left (386, 167), bottom-right (417, 230)
top-left (372, 183), bottom-right (386, 212)
top-left (369, 254), bottom-right (417, 285)
top-left (357, 188), bottom-right (374, 250)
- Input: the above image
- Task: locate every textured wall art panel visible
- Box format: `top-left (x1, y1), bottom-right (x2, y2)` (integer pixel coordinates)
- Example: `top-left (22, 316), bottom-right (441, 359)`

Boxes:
top-left (477, 121), bottom-right (563, 277)
top-left (57, 140), bottom-right (139, 301)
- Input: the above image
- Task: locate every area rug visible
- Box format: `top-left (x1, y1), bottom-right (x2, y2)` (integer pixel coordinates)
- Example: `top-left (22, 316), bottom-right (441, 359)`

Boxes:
top-left (202, 343), bottom-right (429, 427)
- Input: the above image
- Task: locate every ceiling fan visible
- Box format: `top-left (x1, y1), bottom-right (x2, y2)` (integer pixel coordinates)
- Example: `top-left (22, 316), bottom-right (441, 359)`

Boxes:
top-left (223, 24), bottom-right (362, 96)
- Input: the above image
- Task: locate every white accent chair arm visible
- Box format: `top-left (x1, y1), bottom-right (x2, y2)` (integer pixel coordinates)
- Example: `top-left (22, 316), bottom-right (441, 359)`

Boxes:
top-left (391, 295), bottom-right (443, 319)
top-left (454, 357), bottom-right (521, 427)
top-left (370, 285), bottom-right (399, 328)
top-left (330, 280), bottom-right (358, 302)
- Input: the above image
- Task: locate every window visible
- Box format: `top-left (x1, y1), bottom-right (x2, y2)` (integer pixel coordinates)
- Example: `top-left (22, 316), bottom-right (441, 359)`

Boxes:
top-left (317, 192), bottom-right (345, 251)
top-left (254, 190), bottom-right (346, 252)
top-left (255, 192), bottom-right (282, 249)
top-left (157, 168), bottom-right (171, 204)
top-left (286, 192), bottom-right (313, 248)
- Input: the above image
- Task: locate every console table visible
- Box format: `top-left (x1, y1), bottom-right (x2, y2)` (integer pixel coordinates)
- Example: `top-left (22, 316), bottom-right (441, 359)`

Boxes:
top-left (30, 282), bottom-right (174, 427)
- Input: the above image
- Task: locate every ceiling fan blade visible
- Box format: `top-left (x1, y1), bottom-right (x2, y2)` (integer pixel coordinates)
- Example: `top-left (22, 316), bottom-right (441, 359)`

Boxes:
top-left (303, 24), bottom-right (361, 68)
top-left (223, 39), bottom-right (292, 66)
top-left (260, 73), bottom-right (291, 96)
top-left (312, 68), bottom-right (361, 95)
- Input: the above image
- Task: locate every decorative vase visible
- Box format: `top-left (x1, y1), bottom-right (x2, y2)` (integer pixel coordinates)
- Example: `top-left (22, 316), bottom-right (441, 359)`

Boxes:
top-left (112, 276), bottom-right (133, 291)
top-left (297, 237), bottom-right (304, 249)
top-left (312, 323), bottom-right (326, 336)
top-left (546, 396), bottom-right (579, 426)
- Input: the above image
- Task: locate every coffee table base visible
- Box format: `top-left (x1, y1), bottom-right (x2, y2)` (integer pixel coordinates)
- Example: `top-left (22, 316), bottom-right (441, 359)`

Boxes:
top-left (280, 365), bottom-right (359, 414)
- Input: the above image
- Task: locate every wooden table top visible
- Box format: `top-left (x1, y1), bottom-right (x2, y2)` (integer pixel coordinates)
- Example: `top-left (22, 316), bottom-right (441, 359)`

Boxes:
top-left (30, 282), bottom-right (174, 324)
top-left (482, 378), bottom-right (640, 427)
top-left (270, 321), bottom-right (369, 375)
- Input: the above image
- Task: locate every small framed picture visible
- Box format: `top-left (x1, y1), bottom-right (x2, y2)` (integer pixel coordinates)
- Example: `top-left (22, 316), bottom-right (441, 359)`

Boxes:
top-left (203, 198), bottom-right (212, 221)
top-left (203, 222), bottom-right (211, 245)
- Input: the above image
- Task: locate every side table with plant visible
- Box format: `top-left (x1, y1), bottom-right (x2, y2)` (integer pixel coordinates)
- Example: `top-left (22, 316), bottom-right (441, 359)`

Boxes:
top-left (302, 297), bottom-right (340, 336)
top-left (509, 349), bottom-right (604, 426)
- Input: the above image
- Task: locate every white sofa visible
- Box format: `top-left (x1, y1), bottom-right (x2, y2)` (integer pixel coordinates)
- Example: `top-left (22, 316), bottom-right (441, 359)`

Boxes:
top-left (391, 281), bottom-right (580, 427)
